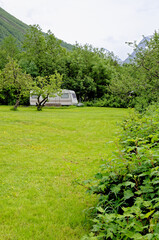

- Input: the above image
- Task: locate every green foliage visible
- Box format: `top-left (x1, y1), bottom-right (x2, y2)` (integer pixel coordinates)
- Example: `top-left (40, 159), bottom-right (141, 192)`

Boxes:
top-left (31, 71), bottom-right (62, 110)
top-left (0, 7), bottom-right (158, 108)
top-left (62, 44), bottom-right (117, 101)
top-left (84, 94), bottom-right (127, 108)
top-left (83, 104), bottom-right (159, 239)
top-left (21, 25), bottom-right (66, 77)
top-left (0, 35), bottom-right (20, 70)
top-left (109, 64), bottom-right (138, 105)
top-left (0, 58), bottom-right (33, 109)
top-left (109, 31), bottom-right (159, 111)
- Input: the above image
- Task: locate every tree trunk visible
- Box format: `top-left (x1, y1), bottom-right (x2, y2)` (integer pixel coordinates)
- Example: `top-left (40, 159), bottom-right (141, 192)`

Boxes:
top-left (36, 95), bottom-right (48, 111)
top-left (37, 104), bottom-right (42, 111)
top-left (14, 99), bottom-right (20, 110)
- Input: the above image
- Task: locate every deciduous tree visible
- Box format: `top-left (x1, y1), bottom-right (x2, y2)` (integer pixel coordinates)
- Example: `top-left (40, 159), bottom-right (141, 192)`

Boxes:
top-left (0, 58), bottom-right (33, 109)
top-left (0, 35), bottom-right (20, 70)
top-left (31, 72), bottom-right (62, 111)
top-left (109, 31), bottom-right (159, 110)
top-left (21, 25), bottom-right (66, 77)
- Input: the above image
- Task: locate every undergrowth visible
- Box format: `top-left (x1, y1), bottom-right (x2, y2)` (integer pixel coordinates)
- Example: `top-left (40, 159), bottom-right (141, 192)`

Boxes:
top-left (82, 104), bottom-right (159, 240)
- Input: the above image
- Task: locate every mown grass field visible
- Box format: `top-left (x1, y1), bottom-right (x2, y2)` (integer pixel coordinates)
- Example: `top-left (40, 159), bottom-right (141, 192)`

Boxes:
top-left (0, 106), bottom-right (127, 240)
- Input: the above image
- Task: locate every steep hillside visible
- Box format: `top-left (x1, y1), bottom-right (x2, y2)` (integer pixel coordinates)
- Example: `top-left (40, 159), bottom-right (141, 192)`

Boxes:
top-left (0, 7), bottom-right (73, 50)
top-left (0, 7), bottom-right (29, 43)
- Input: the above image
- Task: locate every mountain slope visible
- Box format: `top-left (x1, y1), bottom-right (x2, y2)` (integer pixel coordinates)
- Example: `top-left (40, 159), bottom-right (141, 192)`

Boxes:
top-left (0, 7), bottom-right (29, 43)
top-left (123, 36), bottom-right (152, 64)
top-left (0, 7), bottom-right (73, 50)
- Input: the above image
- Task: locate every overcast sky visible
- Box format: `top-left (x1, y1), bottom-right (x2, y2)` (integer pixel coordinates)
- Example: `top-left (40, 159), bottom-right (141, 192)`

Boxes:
top-left (1, 0), bottom-right (159, 60)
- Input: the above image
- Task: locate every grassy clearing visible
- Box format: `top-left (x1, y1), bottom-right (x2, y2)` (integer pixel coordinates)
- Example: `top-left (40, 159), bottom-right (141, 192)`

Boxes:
top-left (0, 106), bottom-right (127, 239)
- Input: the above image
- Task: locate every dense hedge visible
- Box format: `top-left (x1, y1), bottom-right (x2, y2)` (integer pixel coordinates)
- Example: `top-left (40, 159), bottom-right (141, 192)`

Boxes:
top-left (83, 104), bottom-right (159, 240)
top-left (84, 94), bottom-right (129, 108)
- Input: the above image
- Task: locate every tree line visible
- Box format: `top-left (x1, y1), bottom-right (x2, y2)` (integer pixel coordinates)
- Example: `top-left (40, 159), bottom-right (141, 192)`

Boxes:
top-left (0, 25), bottom-right (159, 110)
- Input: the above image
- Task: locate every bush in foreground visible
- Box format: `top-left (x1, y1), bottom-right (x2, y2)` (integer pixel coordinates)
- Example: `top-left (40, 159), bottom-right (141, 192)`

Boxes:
top-left (82, 104), bottom-right (159, 240)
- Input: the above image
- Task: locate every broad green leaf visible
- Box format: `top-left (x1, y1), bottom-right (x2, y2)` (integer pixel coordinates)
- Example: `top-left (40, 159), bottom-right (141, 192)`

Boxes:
top-left (124, 190), bottom-right (134, 200)
top-left (123, 181), bottom-right (135, 187)
top-left (131, 233), bottom-right (143, 239)
top-left (111, 184), bottom-right (121, 194)
top-left (97, 207), bottom-right (105, 213)
top-left (144, 210), bottom-right (155, 219)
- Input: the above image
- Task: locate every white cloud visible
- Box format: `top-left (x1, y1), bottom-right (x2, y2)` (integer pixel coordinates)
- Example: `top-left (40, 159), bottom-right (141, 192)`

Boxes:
top-left (1, 0), bottom-right (159, 60)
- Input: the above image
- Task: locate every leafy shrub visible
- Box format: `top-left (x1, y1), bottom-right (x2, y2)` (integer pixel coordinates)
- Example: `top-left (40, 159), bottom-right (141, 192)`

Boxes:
top-left (134, 96), bottom-right (151, 113)
top-left (84, 95), bottom-right (128, 108)
top-left (82, 104), bottom-right (159, 240)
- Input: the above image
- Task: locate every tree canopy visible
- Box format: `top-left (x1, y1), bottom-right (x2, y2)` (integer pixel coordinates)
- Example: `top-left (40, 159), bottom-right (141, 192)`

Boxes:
top-left (31, 72), bottom-right (62, 111)
top-left (109, 31), bottom-right (159, 111)
top-left (0, 58), bottom-right (33, 109)
top-left (0, 25), bottom-right (158, 110)
top-left (21, 25), bottom-right (66, 77)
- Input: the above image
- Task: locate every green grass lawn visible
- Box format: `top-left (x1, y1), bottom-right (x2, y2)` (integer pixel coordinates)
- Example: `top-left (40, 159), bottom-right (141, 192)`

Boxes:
top-left (0, 106), bottom-right (127, 240)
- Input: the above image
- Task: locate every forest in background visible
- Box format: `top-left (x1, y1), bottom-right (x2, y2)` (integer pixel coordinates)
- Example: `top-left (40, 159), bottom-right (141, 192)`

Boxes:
top-left (0, 24), bottom-right (159, 112)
